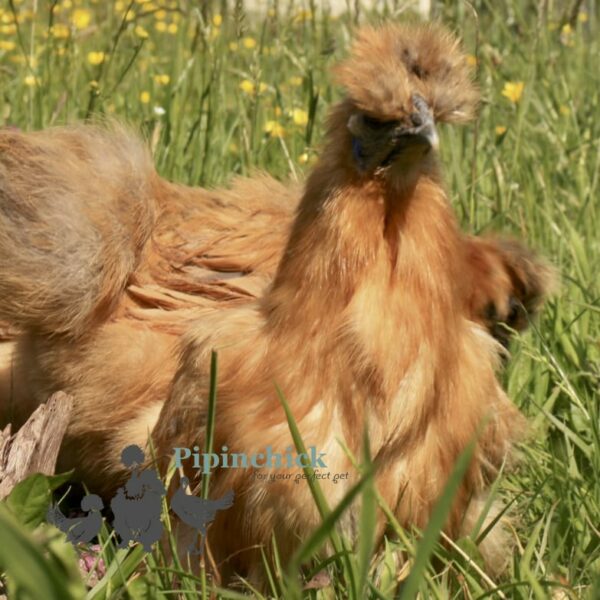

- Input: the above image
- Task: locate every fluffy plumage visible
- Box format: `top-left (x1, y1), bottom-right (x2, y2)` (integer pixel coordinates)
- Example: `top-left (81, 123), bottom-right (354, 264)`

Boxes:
top-left (0, 22), bottom-right (552, 584)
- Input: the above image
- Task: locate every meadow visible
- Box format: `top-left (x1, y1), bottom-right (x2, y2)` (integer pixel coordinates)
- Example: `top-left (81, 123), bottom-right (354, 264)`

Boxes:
top-left (0, 0), bottom-right (598, 598)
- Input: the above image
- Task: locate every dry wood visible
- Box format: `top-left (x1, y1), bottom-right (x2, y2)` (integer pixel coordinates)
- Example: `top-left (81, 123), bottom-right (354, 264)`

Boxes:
top-left (0, 391), bottom-right (73, 499)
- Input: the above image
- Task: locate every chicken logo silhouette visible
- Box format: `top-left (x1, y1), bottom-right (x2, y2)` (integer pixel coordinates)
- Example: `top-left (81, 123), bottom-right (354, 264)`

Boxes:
top-left (47, 494), bottom-right (104, 544)
top-left (171, 477), bottom-right (235, 556)
top-left (111, 445), bottom-right (166, 551)
top-left (48, 444), bottom-right (236, 553)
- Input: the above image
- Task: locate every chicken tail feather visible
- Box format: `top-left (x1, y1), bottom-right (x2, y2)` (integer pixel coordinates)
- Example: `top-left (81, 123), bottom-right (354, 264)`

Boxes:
top-left (0, 123), bottom-right (157, 336)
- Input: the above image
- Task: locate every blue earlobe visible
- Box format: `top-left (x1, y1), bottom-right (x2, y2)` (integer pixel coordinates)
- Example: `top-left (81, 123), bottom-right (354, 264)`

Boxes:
top-left (352, 137), bottom-right (366, 170)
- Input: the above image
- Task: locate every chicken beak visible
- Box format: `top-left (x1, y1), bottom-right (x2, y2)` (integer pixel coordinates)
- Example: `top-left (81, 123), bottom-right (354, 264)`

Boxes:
top-left (392, 95), bottom-right (438, 153)
top-left (397, 121), bottom-right (439, 152)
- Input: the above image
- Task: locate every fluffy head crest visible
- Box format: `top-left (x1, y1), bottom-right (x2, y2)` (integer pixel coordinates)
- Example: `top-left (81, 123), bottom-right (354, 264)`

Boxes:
top-left (334, 23), bottom-right (479, 124)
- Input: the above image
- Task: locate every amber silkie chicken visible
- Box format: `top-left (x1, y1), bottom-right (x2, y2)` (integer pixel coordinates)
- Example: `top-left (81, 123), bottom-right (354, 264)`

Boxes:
top-left (0, 23), bottom-right (552, 582)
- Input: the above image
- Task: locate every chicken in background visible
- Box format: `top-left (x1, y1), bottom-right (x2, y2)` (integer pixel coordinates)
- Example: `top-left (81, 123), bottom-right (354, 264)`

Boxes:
top-left (0, 23), bottom-right (553, 583)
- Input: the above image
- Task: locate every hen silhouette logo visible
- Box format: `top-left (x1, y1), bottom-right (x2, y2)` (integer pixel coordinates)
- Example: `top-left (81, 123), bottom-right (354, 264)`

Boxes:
top-left (47, 494), bottom-right (104, 544)
top-left (47, 444), bottom-right (235, 552)
top-left (111, 445), bottom-right (166, 551)
top-left (171, 477), bottom-right (234, 556)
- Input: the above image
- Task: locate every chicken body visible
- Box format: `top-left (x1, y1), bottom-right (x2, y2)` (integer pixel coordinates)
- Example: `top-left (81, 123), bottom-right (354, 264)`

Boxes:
top-left (0, 23), bottom-right (551, 582)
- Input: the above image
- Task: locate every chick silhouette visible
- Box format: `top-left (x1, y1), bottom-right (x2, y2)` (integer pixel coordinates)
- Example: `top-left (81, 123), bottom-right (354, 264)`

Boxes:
top-left (110, 444), bottom-right (166, 552)
top-left (47, 494), bottom-right (104, 545)
top-left (170, 477), bottom-right (234, 556)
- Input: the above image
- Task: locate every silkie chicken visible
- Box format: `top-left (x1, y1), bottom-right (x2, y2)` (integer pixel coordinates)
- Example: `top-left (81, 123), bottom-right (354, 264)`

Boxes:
top-left (0, 23), bottom-right (552, 583)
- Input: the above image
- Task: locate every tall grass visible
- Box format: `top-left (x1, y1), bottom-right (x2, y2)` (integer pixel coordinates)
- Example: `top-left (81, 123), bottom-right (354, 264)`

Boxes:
top-left (0, 0), bottom-right (598, 598)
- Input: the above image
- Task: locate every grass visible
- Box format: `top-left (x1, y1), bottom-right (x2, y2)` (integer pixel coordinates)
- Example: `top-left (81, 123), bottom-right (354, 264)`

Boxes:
top-left (0, 0), bottom-right (599, 598)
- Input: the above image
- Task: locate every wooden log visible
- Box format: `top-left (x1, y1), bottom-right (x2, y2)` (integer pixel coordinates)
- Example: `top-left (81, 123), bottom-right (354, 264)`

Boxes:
top-left (0, 392), bottom-right (73, 499)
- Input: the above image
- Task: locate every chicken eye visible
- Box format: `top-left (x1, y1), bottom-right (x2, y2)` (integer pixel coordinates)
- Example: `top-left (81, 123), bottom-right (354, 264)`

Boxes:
top-left (363, 114), bottom-right (395, 130)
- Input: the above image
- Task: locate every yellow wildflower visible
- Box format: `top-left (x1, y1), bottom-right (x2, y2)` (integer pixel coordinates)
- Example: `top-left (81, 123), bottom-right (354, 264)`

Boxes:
top-left (213, 14), bottom-right (222, 27)
top-left (559, 105), bottom-right (570, 116)
top-left (0, 40), bottom-right (16, 51)
top-left (155, 21), bottom-right (167, 32)
top-left (291, 108), bottom-right (308, 126)
top-left (72, 8), bottom-right (91, 29)
top-left (243, 36), bottom-right (257, 49)
top-left (264, 120), bottom-right (285, 138)
top-left (24, 74), bottom-right (38, 86)
top-left (294, 9), bottom-right (312, 22)
top-left (155, 9), bottom-right (167, 20)
top-left (239, 80), bottom-right (255, 94)
top-left (560, 23), bottom-right (575, 47)
top-left (298, 152), bottom-right (309, 164)
top-left (154, 73), bottom-right (170, 85)
top-left (140, 91), bottom-right (150, 103)
top-left (87, 51), bottom-right (105, 65)
top-left (501, 81), bottom-right (524, 104)
top-left (289, 75), bottom-right (302, 87)
top-left (135, 25), bottom-right (149, 38)
top-left (167, 23), bottom-right (177, 34)
top-left (51, 23), bottom-right (70, 38)
top-left (465, 54), bottom-right (477, 67)
top-left (578, 12), bottom-right (588, 23)
top-left (229, 41), bottom-right (238, 51)
top-left (62, 0), bottom-right (73, 8)
top-left (495, 125), bottom-right (507, 136)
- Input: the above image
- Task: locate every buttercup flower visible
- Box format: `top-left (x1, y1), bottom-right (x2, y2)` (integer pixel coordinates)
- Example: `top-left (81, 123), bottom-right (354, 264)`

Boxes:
top-left (51, 23), bottom-right (70, 38)
top-left (135, 25), bottom-right (149, 39)
top-left (264, 120), bottom-right (285, 138)
top-left (87, 51), bottom-right (105, 65)
top-left (154, 74), bottom-right (170, 85)
top-left (291, 108), bottom-right (308, 126)
top-left (72, 9), bottom-right (91, 29)
top-left (501, 81), bottom-right (524, 104)
top-left (243, 37), bottom-right (257, 49)
top-left (240, 80), bottom-right (255, 94)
